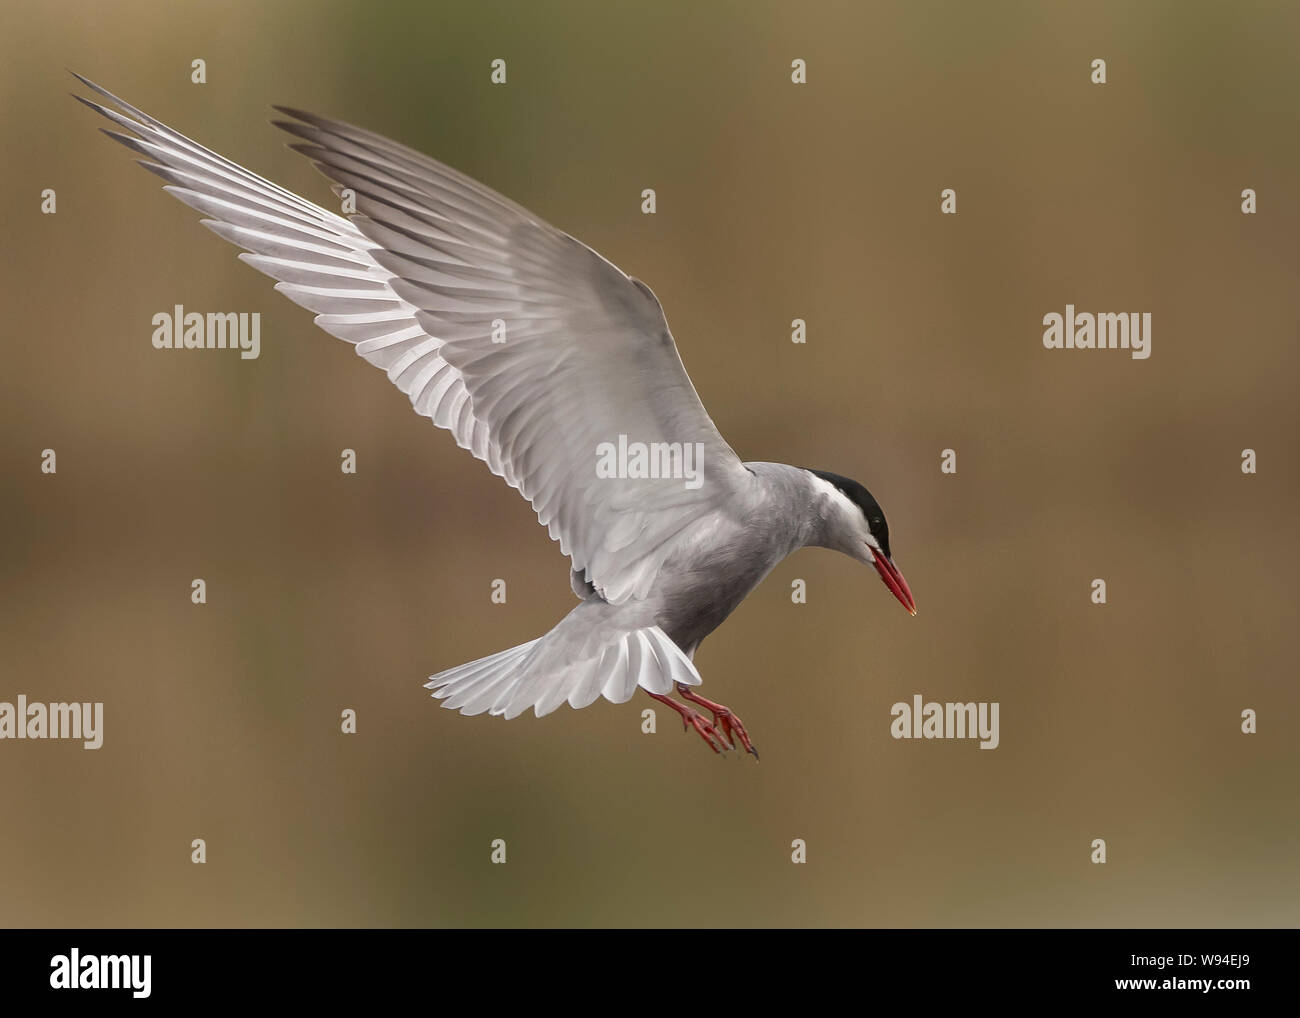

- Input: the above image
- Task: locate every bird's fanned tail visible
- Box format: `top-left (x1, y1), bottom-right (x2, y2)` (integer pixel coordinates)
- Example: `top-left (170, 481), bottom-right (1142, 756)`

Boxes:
top-left (426, 614), bottom-right (700, 720)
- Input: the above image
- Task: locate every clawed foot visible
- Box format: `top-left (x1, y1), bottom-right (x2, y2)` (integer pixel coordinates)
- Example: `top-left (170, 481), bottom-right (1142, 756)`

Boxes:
top-left (711, 705), bottom-right (759, 760)
top-left (678, 706), bottom-right (732, 754)
top-left (678, 684), bottom-right (759, 759)
top-left (646, 689), bottom-right (759, 759)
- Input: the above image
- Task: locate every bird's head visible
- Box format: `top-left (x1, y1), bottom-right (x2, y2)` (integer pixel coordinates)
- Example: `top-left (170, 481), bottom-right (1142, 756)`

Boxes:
top-left (806, 469), bottom-right (917, 616)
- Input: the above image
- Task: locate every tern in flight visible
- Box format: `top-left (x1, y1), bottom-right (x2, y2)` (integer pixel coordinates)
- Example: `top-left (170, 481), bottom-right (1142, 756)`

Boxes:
top-left (75, 74), bottom-right (916, 758)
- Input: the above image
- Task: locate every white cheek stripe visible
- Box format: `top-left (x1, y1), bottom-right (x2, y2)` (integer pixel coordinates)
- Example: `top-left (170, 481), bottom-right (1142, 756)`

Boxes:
top-left (806, 472), bottom-right (880, 551)
top-left (806, 472), bottom-right (847, 504)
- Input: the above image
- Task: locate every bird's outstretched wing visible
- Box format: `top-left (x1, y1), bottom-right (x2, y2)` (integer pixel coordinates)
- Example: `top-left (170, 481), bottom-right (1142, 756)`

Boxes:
top-left (74, 75), bottom-right (752, 603)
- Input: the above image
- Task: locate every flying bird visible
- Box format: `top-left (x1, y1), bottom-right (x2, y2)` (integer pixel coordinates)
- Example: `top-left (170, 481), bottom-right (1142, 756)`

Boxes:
top-left (74, 74), bottom-right (916, 757)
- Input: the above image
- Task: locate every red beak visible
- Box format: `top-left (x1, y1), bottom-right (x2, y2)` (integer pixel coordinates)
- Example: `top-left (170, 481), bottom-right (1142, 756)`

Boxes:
top-left (871, 548), bottom-right (917, 616)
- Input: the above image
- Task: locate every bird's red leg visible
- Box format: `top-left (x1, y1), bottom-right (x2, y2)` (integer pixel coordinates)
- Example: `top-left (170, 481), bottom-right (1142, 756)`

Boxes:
top-left (645, 691), bottom-right (733, 754)
top-left (676, 684), bottom-right (759, 759)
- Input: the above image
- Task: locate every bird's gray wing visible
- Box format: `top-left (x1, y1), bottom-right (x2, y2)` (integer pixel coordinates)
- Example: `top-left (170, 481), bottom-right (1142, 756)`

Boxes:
top-left (74, 76), bottom-right (753, 603)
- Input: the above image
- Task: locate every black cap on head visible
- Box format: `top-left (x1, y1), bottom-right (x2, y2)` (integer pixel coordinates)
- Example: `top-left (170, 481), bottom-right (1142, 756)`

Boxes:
top-left (809, 469), bottom-right (891, 559)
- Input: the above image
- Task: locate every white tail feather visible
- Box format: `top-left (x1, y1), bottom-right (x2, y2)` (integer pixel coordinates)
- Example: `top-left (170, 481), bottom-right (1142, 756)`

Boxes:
top-left (425, 624), bottom-right (700, 720)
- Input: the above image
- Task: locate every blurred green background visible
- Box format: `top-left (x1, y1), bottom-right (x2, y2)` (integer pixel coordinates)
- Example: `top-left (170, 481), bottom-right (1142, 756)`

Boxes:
top-left (2, 0), bottom-right (1297, 927)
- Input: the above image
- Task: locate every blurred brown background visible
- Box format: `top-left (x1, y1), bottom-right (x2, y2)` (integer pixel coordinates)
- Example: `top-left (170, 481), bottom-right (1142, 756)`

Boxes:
top-left (2, 0), bottom-right (1297, 927)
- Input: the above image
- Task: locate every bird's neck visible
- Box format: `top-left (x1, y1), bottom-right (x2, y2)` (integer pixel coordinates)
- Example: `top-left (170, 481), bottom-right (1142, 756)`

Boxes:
top-left (744, 462), bottom-right (844, 555)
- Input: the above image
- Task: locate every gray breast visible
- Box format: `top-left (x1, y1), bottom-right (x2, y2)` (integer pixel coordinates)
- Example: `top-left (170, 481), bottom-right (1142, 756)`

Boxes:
top-left (653, 466), bottom-right (811, 654)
